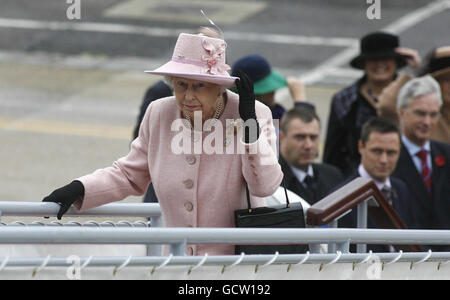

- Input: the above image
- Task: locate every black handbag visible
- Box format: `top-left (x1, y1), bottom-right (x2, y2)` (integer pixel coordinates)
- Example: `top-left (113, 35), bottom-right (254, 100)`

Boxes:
top-left (234, 179), bottom-right (308, 254)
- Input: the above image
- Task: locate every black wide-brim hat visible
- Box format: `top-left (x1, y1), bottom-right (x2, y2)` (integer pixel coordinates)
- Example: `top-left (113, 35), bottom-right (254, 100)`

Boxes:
top-left (350, 32), bottom-right (412, 69)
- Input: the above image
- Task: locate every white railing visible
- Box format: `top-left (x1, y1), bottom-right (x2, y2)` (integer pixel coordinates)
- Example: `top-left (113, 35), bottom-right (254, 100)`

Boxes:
top-left (1, 201), bottom-right (450, 279)
top-left (0, 201), bottom-right (162, 220)
top-left (2, 201), bottom-right (450, 256)
top-left (1, 226), bottom-right (450, 254)
top-left (0, 201), bottom-right (163, 256)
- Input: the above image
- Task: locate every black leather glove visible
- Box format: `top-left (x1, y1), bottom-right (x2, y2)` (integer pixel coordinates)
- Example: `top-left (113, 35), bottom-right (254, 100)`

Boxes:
top-left (235, 70), bottom-right (260, 143)
top-left (42, 180), bottom-right (85, 220)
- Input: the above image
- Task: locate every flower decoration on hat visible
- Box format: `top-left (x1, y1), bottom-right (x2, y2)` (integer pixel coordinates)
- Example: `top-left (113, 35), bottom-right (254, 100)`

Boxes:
top-left (201, 38), bottom-right (230, 75)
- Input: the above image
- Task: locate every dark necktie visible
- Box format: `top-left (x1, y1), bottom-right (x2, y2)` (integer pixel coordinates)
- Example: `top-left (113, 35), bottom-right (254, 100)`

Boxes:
top-left (381, 186), bottom-right (392, 205)
top-left (303, 175), bottom-right (317, 202)
top-left (416, 149), bottom-right (431, 193)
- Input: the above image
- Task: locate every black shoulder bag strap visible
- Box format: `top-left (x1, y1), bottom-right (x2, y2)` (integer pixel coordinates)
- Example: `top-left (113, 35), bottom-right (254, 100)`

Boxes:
top-left (245, 176), bottom-right (290, 212)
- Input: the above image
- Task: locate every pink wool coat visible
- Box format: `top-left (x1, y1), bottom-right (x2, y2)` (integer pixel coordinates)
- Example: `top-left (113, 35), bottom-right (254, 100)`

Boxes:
top-left (74, 90), bottom-right (283, 255)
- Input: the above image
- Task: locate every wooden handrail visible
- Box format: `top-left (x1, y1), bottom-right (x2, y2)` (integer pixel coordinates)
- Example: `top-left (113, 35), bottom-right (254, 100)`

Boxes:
top-left (306, 177), bottom-right (422, 252)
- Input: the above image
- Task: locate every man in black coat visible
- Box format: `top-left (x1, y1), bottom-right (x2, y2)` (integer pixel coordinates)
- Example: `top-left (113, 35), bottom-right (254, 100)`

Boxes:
top-left (279, 107), bottom-right (344, 205)
top-left (339, 117), bottom-right (413, 245)
top-left (392, 76), bottom-right (450, 250)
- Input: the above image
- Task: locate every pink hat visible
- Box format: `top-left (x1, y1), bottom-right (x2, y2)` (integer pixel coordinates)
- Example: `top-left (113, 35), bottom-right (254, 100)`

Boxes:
top-left (145, 33), bottom-right (238, 87)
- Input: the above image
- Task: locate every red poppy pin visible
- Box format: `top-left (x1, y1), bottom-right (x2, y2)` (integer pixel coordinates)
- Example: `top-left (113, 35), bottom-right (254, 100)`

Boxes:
top-left (435, 155), bottom-right (446, 167)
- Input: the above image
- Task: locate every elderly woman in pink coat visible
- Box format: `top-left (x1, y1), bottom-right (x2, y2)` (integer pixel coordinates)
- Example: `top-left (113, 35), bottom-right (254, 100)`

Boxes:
top-left (42, 33), bottom-right (283, 255)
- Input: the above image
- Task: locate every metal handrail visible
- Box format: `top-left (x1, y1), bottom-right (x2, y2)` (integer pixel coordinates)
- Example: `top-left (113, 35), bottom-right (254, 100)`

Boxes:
top-left (0, 201), bottom-right (162, 218)
top-left (1, 221), bottom-right (149, 227)
top-left (1, 227), bottom-right (450, 256)
top-left (2, 202), bottom-right (450, 256)
top-left (0, 201), bottom-right (163, 256)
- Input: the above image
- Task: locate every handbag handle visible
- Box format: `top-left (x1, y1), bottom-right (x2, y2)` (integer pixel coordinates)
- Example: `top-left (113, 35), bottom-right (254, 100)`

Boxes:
top-left (245, 175), bottom-right (290, 212)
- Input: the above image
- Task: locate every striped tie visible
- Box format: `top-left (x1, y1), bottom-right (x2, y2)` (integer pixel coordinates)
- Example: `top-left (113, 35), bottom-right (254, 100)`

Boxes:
top-left (381, 186), bottom-right (392, 205)
top-left (416, 149), bottom-right (431, 193)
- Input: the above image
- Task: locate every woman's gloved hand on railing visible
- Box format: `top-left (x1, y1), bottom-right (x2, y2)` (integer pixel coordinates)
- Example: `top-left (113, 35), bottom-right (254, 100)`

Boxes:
top-left (42, 180), bottom-right (85, 220)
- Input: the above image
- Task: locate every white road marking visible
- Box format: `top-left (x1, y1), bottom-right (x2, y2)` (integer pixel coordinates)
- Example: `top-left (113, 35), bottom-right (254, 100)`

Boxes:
top-left (282, 0), bottom-right (450, 90)
top-left (104, 0), bottom-right (268, 25)
top-left (383, 0), bottom-right (450, 33)
top-left (0, 17), bottom-right (357, 47)
top-left (0, 116), bottom-right (132, 140)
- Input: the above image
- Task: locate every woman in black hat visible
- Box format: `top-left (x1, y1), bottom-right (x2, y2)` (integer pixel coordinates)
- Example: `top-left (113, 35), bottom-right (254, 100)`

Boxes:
top-left (323, 32), bottom-right (418, 176)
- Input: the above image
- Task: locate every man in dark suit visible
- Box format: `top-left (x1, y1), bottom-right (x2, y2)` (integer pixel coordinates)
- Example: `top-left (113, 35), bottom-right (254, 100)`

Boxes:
top-left (392, 76), bottom-right (450, 247)
top-left (339, 117), bottom-right (413, 252)
top-left (339, 117), bottom-right (412, 227)
top-left (279, 107), bottom-right (344, 205)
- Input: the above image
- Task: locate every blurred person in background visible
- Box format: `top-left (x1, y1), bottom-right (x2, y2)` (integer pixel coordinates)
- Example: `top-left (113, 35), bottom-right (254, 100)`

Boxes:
top-left (339, 116), bottom-right (412, 252)
top-left (418, 46), bottom-right (450, 143)
top-left (323, 32), bottom-right (420, 176)
top-left (339, 117), bottom-right (413, 227)
top-left (378, 46), bottom-right (450, 144)
top-left (231, 54), bottom-right (314, 122)
top-left (42, 32), bottom-right (283, 256)
top-left (279, 107), bottom-right (344, 205)
top-left (392, 76), bottom-right (450, 251)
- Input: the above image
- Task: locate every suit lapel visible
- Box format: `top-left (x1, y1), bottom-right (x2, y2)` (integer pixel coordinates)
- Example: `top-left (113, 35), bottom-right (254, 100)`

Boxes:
top-left (389, 183), bottom-right (400, 211)
top-left (394, 142), bottom-right (433, 228)
top-left (429, 141), bottom-right (450, 212)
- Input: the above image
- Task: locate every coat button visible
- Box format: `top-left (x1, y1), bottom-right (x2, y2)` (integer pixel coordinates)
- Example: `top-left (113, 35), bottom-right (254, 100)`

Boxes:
top-left (184, 201), bottom-right (193, 212)
top-left (183, 179), bottom-right (194, 189)
top-left (186, 156), bottom-right (196, 165)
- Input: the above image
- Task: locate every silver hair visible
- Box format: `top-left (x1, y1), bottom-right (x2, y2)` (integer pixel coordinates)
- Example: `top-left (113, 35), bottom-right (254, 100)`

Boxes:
top-left (163, 76), bottom-right (175, 89)
top-left (397, 75), bottom-right (442, 110)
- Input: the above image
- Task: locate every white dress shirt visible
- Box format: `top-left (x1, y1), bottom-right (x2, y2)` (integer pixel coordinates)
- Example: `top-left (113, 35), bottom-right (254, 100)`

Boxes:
top-left (358, 164), bottom-right (392, 192)
top-left (289, 164), bottom-right (314, 187)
